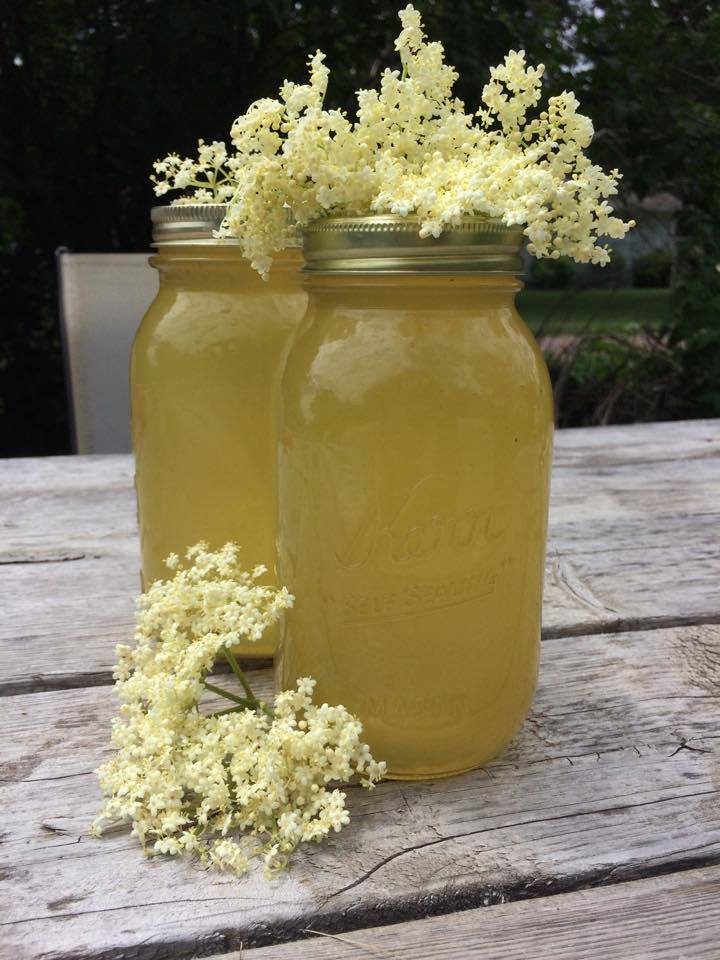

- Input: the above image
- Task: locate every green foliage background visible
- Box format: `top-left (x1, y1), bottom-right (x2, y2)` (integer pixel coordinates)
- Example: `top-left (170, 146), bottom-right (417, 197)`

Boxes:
top-left (1, 0), bottom-right (718, 453)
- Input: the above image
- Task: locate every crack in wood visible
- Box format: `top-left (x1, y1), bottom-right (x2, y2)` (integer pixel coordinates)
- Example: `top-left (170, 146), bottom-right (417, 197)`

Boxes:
top-left (323, 787), bottom-right (718, 902)
top-left (294, 854), bottom-right (720, 955)
top-left (0, 894), bottom-right (309, 928)
top-left (0, 770), bottom-right (94, 784)
top-left (669, 739), bottom-right (713, 757)
top-left (3, 615), bottom-right (718, 699)
top-left (0, 553), bottom-right (88, 566)
top-left (541, 612), bottom-right (720, 641)
top-left (0, 658), bottom-right (273, 697)
top-left (40, 823), bottom-right (71, 835)
top-left (28, 855), bottom-right (720, 960)
top-left (539, 693), bottom-right (719, 720)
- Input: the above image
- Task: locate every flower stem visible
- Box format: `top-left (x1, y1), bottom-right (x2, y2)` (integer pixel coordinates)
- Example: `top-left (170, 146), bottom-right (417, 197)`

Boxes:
top-left (223, 648), bottom-right (255, 701)
top-left (203, 680), bottom-right (251, 706)
top-left (206, 655), bottom-right (275, 720)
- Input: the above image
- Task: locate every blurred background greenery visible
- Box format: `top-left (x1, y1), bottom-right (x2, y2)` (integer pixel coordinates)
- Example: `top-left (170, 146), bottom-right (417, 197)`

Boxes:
top-left (1, 0), bottom-right (719, 455)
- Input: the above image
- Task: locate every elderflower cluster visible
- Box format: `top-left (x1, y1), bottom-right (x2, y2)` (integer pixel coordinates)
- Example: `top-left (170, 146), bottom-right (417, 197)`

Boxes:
top-left (216, 4), bottom-right (633, 276)
top-left (92, 543), bottom-right (385, 876)
top-left (151, 139), bottom-right (242, 204)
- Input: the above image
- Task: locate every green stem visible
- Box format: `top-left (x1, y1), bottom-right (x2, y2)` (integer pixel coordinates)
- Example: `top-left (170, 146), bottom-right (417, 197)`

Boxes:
top-left (205, 658), bottom-right (275, 720)
top-left (203, 680), bottom-right (250, 706)
top-left (223, 648), bottom-right (255, 701)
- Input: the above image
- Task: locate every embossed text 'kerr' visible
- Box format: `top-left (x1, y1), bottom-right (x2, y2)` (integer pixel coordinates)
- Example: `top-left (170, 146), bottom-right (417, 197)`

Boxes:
top-left (335, 476), bottom-right (504, 570)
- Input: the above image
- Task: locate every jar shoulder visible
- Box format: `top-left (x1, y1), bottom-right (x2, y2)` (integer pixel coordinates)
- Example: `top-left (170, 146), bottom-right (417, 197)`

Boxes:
top-left (282, 303), bottom-right (552, 425)
top-left (133, 287), bottom-right (306, 361)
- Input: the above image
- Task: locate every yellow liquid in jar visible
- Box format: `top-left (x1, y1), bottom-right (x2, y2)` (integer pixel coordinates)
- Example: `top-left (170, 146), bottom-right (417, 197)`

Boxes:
top-left (276, 274), bottom-right (553, 777)
top-left (131, 246), bottom-right (306, 657)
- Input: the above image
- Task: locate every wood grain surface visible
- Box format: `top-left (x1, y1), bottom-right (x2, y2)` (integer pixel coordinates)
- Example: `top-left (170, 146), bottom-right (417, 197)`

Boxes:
top-left (2, 420), bottom-right (719, 959)
top-left (2, 624), bottom-right (718, 959)
top-left (1, 419), bottom-right (719, 695)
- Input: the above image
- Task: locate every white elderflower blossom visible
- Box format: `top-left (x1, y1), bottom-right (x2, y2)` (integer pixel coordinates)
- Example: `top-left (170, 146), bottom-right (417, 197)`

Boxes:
top-left (214, 4), bottom-right (633, 275)
top-left (92, 543), bottom-right (385, 877)
top-left (151, 139), bottom-right (243, 204)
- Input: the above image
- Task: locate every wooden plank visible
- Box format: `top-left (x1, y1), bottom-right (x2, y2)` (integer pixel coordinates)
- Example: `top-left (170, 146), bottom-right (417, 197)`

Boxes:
top-left (544, 448), bottom-right (720, 637)
top-left (1, 625), bottom-right (718, 959)
top-left (1, 420), bottom-right (719, 693)
top-left (551, 417), bottom-right (720, 467)
top-left (2, 420), bottom-right (717, 562)
top-left (0, 454), bottom-right (137, 561)
top-left (244, 864), bottom-right (720, 959)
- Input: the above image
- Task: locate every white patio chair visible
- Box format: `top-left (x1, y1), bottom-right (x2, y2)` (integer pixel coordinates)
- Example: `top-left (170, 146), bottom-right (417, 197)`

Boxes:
top-left (57, 251), bottom-right (158, 453)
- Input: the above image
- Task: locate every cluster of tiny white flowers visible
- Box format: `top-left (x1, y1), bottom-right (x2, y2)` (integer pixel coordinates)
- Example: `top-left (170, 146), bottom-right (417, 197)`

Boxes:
top-left (215, 4), bottom-right (634, 276)
top-left (151, 139), bottom-right (242, 204)
top-left (92, 543), bottom-right (385, 877)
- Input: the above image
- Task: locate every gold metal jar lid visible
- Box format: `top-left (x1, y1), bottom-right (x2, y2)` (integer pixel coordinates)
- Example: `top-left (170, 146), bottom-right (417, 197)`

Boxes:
top-left (302, 215), bottom-right (524, 274)
top-left (151, 204), bottom-right (233, 244)
top-left (151, 203), bottom-right (302, 247)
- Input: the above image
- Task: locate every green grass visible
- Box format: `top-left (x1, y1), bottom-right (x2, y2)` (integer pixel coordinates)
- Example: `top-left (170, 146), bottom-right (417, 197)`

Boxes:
top-left (517, 288), bottom-right (673, 337)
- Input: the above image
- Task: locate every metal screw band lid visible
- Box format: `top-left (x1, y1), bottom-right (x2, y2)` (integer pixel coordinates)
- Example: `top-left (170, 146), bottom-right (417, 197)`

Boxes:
top-left (151, 203), bottom-right (302, 247)
top-left (302, 215), bottom-right (524, 274)
top-left (151, 204), bottom-right (234, 244)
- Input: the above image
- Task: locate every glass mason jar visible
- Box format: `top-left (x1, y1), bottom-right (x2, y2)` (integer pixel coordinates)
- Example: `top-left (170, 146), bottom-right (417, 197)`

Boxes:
top-left (276, 216), bottom-right (553, 777)
top-left (131, 204), bottom-right (306, 657)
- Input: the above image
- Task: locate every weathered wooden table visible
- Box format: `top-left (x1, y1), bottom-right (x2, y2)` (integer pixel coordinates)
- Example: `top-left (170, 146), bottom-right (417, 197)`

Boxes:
top-left (2, 419), bottom-right (719, 960)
